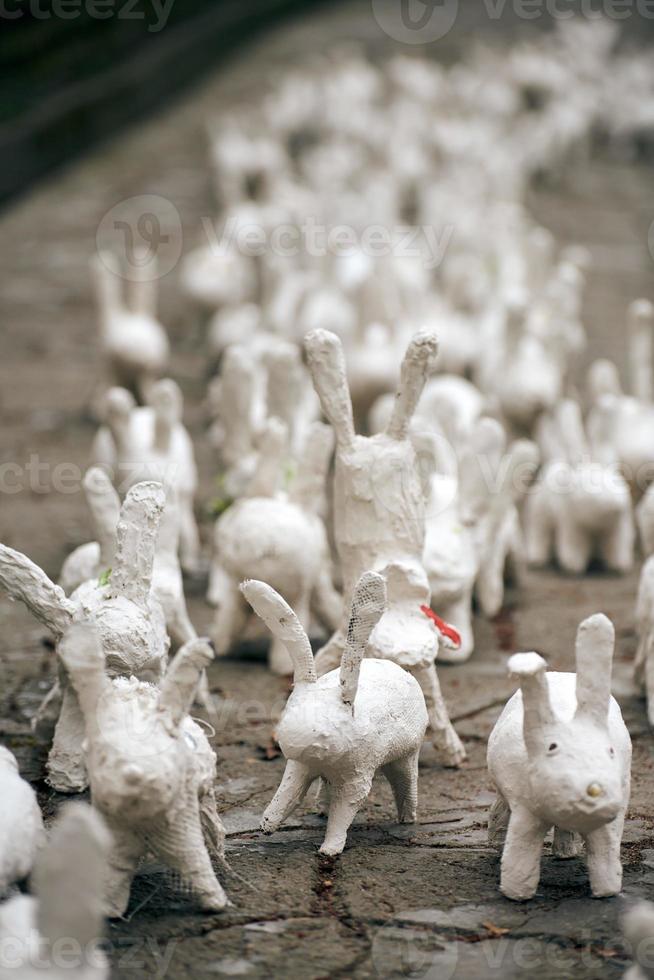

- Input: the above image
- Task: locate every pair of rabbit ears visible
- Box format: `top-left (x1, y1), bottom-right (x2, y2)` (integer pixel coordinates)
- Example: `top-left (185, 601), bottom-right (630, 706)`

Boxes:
top-left (91, 249), bottom-right (158, 319)
top-left (304, 327), bottom-right (438, 448)
top-left (508, 613), bottom-right (615, 750)
top-left (536, 398), bottom-right (620, 468)
top-left (240, 571), bottom-right (387, 706)
top-left (103, 380), bottom-right (183, 454)
top-left (0, 478), bottom-right (165, 638)
top-left (59, 623), bottom-right (213, 729)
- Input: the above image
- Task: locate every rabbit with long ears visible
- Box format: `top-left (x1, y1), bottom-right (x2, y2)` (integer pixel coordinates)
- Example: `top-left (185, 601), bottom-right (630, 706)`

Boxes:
top-left (487, 614), bottom-right (631, 901)
top-left (525, 397), bottom-right (634, 574)
top-left (209, 418), bottom-right (341, 675)
top-left (0, 803), bottom-right (111, 979)
top-left (304, 327), bottom-right (437, 675)
top-left (623, 903), bottom-right (654, 980)
top-left (0, 482), bottom-right (169, 792)
top-left (0, 747), bottom-right (44, 895)
top-left (59, 625), bottom-right (228, 917)
top-left (91, 250), bottom-right (169, 405)
top-left (242, 572), bottom-right (428, 856)
top-left (586, 300), bottom-right (654, 500)
top-left (92, 380), bottom-right (200, 574)
top-left (367, 561), bottom-right (466, 767)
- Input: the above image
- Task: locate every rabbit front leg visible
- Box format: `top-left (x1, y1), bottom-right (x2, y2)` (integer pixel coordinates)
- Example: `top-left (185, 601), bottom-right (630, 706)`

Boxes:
top-left (488, 792), bottom-right (510, 850)
top-left (151, 801), bottom-right (228, 911)
top-left (320, 777), bottom-right (373, 856)
top-left (46, 684), bottom-right (88, 793)
top-left (584, 812), bottom-right (625, 897)
top-left (411, 664), bottom-right (466, 767)
top-left (554, 510), bottom-right (592, 574)
top-left (382, 749), bottom-right (419, 823)
top-left (599, 510), bottom-right (635, 574)
top-left (103, 821), bottom-right (145, 918)
top-left (261, 760), bottom-right (313, 833)
top-left (500, 805), bottom-right (549, 901)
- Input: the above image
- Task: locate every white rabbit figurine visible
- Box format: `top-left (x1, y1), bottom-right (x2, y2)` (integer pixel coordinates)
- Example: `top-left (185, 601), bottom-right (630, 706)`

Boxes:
top-left (242, 572), bottom-right (428, 856)
top-left (0, 482), bottom-right (170, 792)
top-left (59, 625), bottom-right (228, 917)
top-left (487, 613), bottom-right (631, 901)
top-left (0, 747), bottom-right (44, 895)
top-left (0, 803), bottom-right (111, 979)
top-left (90, 250), bottom-right (169, 404)
top-left (623, 902), bottom-right (654, 979)
top-left (525, 398), bottom-right (634, 574)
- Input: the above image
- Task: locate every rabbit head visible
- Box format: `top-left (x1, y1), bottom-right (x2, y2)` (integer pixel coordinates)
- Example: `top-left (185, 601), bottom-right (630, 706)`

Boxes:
top-left (61, 624), bottom-right (214, 823)
top-left (509, 614), bottom-right (624, 833)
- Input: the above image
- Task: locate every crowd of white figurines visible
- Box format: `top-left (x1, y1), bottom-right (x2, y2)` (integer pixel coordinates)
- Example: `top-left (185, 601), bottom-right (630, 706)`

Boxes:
top-left (3, 16), bottom-right (654, 977)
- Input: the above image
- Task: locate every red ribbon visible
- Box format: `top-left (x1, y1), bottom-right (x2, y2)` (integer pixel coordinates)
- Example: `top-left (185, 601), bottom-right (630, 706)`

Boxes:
top-left (420, 605), bottom-right (461, 648)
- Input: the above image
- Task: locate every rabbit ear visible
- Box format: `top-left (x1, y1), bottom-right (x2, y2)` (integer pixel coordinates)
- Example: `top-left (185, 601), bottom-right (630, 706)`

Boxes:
top-left (289, 421), bottom-right (334, 514)
top-left (458, 417), bottom-right (506, 525)
top-left (159, 637), bottom-right (215, 727)
top-left (305, 329), bottom-right (356, 450)
top-left (265, 340), bottom-right (304, 434)
top-left (220, 345), bottom-right (257, 466)
top-left (34, 802), bottom-right (111, 951)
top-left (508, 652), bottom-right (555, 755)
top-left (90, 252), bottom-right (123, 324)
top-left (58, 623), bottom-right (108, 724)
top-left (340, 571), bottom-right (386, 708)
top-left (574, 613), bottom-right (614, 728)
top-left (587, 394), bottom-right (620, 466)
top-left (627, 299), bottom-right (654, 403)
top-left (126, 247), bottom-right (158, 317)
top-left (112, 481), bottom-right (165, 607)
top-left (556, 399), bottom-right (589, 466)
top-left (0, 544), bottom-right (74, 638)
top-left (246, 417), bottom-right (288, 498)
top-left (385, 331), bottom-right (439, 442)
top-left (240, 580), bottom-right (316, 683)
top-left (587, 358), bottom-right (622, 405)
top-left (151, 379), bottom-right (182, 454)
top-left (103, 386), bottom-right (136, 456)
top-left (83, 468), bottom-right (120, 569)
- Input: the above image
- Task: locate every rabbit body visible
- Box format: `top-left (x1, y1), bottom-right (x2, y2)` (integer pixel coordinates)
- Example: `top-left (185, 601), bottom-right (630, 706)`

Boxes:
top-left (487, 614), bottom-right (631, 901)
top-left (0, 747), bottom-right (44, 895)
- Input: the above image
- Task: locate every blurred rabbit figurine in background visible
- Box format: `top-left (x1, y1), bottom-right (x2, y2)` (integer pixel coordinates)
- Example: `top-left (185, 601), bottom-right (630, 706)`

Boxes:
top-left (0, 482), bottom-right (169, 792)
top-left (209, 418), bottom-right (341, 674)
top-left (60, 625), bottom-right (228, 917)
top-left (525, 398), bottom-right (634, 574)
top-left (487, 614), bottom-right (631, 900)
top-left (633, 517), bottom-right (654, 725)
top-left (91, 250), bottom-right (169, 405)
top-left (623, 902), bottom-right (654, 980)
top-left (304, 327), bottom-right (438, 674)
top-left (0, 747), bottom-right (44, 895)
top-left (242, 572), bottom-right (428, 855)
top-left (0, 803), bottom-right (111, 979)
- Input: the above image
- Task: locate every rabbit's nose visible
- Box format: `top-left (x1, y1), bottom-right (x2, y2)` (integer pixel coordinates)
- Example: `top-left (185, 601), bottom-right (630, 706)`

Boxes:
top-left (586, 782), bottom-right (604, 798)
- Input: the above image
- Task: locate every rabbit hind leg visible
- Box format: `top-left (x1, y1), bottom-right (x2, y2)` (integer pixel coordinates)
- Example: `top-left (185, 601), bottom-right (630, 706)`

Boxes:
top-left (382, 749), bottom-right (420, 824)
top-left (488, 791), bottom-right (510, 850)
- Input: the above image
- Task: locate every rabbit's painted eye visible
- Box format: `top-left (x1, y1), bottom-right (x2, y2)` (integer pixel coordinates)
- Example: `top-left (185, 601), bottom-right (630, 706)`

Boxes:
top-left (548, 742), bottom-right (558, 752)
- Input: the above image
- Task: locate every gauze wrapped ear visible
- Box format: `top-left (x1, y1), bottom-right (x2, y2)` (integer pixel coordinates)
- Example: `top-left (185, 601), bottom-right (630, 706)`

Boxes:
top-left (340, 571), bottom-right (386, 707)
top-left (83, 467), bottom-right (120, 570)
top-left (0, 544), bottom-right (74, 639)
top-left (58, 623), bottom-right (108, 725)
top-left (112, 481), bottom-right (166, 607)
top-left (385, 330), bottom-right (438, 442)
top-left (575, 613), bottom-right (614, 728)
top-left (305, 328), bottom-right (355, 450)
top-left (159, 637), bottom-right (215, 727)
top-left (240, 579), bottom-right (317, 683)
top-left (508, 652), bottom-right (554, 754)
top-left (458, 417), bottom-right (506, 526)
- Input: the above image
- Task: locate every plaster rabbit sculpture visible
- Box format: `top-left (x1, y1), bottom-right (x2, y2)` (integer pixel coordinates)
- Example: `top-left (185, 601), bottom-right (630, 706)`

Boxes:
top-left (209, 418), bottom-right (341, 675)
top-left (633, 536), bottom-right (654, 726)
top-left (587, 300), bottom-right (654, 499)
top-left (367, 561), bottom-right (466, 767)
top-left (304, 327), bottom-right (438, 673)
top-left (487, 614), bottom-right (631, 901)
top-left (0, 481), bottom-right (170, 792)
top-left (525, 398), bottom-right (634, 574)
top-left (623, 902), bottom-right (654, 980)
top-left (0, 803), bottom-right (111, 980)
top-left (0, 747), bottom-right (44, 894)
top-left (59, 625), bottom-right (228, 917)
top-left (90, 251), bottom-right (169, 404)
top-left (92, 380), bottom-right (200, 573)
top-left (242, 571), bottom-right (428, 855)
